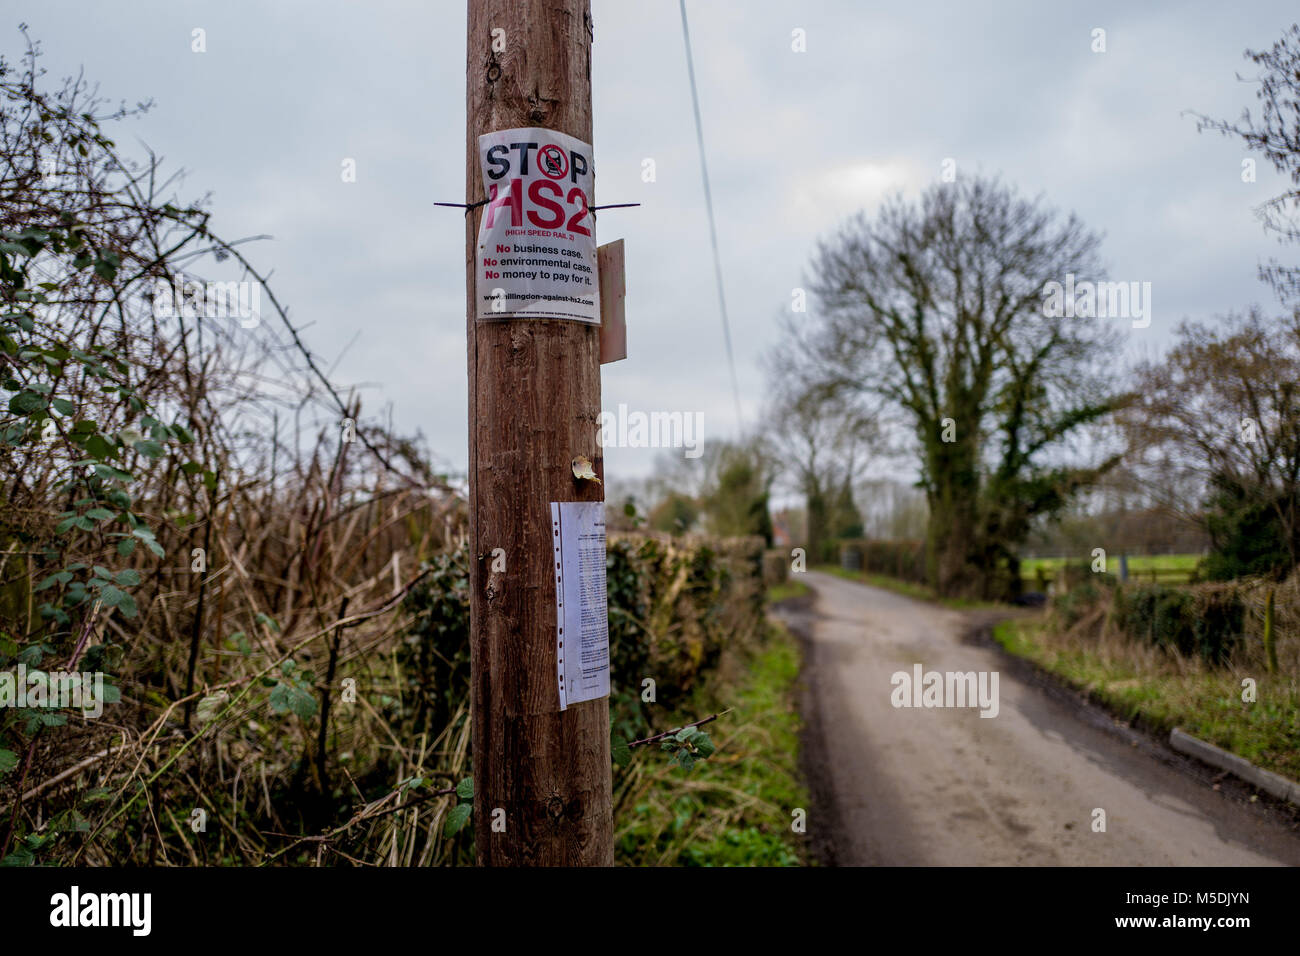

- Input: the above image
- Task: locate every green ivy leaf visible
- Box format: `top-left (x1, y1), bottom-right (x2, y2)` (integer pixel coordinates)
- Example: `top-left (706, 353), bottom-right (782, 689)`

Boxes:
top-left (289, 686), bottom-right (317, 717)
top-left (84, 433), bottom-right (114, 459)
top-left (25, 711), bottom-right (67, 733)
top-left (444, 802), bottom-right (472, 837)
top-left (456, 777), bottom-right (474, 800)
top-left (269, 680), bottom-right (317, 720)
top-left (8, 391), bottom-right (46, 415)
top-left (117, 593), bottom-right (138, 619)
top-left (130, 527), bottom-right (165, 558)
top-left (35, 571), bottom-right (72, 591)
top-left (612, 735), bottom-right (632, 768)
top-left (92, 256), bottom-right (118, 281)
top-left (97, 584), bottom-right (127, 608)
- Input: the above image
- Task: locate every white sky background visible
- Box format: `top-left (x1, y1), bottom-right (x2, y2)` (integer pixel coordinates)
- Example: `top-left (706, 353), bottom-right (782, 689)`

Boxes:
top-left (14, 0), bottom-right (1298, 484)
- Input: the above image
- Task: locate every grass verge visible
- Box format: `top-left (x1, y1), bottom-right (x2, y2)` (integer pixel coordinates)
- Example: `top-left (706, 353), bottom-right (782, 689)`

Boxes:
top-left (766, 579), bottom-right (810, 604)
top-left (613, 621), bottom-right (807, 866)
top-left (994, 617), bottom-right (1300, 782)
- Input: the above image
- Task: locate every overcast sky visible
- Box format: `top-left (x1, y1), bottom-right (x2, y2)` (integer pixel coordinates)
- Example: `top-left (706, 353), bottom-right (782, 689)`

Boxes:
top-left (15, 1), bottom-right (1298, 481)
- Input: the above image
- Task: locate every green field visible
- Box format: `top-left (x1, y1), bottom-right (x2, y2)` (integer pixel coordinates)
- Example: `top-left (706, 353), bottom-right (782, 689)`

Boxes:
top-left (1019, 553), bottom-right (1202, 586)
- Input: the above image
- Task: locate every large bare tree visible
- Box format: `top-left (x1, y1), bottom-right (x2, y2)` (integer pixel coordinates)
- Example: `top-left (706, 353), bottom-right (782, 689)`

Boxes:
top-left (788, 175), bottom-right (1126, 599)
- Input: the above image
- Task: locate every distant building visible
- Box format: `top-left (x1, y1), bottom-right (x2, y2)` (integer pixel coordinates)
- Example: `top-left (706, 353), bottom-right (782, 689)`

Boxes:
top-left (771, 509), bottom-right (800, 549)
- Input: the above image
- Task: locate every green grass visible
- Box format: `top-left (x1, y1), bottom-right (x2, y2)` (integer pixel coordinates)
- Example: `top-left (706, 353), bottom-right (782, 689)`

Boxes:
top-left (814, 564), bottom-right (1004, 610)
top-left (994, 618), bottom-right (1300, 782)
top-left (1020, 553), bottom-right (1202, 585)
top-left (613, 623), bottom-right (808, 866)
top-left (766, 579), bottom-right (810, 604)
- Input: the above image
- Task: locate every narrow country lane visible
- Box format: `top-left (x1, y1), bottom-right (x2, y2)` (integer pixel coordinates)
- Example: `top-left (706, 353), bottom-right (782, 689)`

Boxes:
top-left (782, 571), bottom-right (1300, 866)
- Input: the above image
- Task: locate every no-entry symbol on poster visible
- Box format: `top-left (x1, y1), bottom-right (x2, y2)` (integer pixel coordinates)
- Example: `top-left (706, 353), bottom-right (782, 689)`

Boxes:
top-left (538, 143), bottom-right (568, 180)
top-left (475, 127), bottom-right (599, 324)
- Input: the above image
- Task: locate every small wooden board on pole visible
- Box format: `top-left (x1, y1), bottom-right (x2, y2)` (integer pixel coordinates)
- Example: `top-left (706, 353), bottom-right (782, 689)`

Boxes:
top-left (598, 239), bottom-right (626, 364)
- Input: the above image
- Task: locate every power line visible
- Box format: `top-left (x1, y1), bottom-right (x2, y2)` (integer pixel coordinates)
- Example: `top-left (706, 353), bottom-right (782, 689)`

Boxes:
top-left (679, 0), bottom-right (743, 431)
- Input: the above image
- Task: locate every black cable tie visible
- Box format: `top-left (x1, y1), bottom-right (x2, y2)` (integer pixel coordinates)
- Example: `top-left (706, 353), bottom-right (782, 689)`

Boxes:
top-left (434, 199), bottom-right (488, 215)
top-left (590, 203), bottom-right (640, 212)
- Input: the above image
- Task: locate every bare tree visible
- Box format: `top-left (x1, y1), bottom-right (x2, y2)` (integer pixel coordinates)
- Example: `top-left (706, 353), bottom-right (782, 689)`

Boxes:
top-left (790, 175), bottom-right (1127, 599)
top-left (1125, 309), bottom-right (1300, 578)
top-left (763, 351), bottom-right (876, 563)
top-left (1192, 23), bottom-right (1300, 306)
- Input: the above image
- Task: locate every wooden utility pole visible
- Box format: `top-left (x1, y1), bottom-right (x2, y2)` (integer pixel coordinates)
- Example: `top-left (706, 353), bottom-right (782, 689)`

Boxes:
top-left (464, 0), bottom-right (612, 865)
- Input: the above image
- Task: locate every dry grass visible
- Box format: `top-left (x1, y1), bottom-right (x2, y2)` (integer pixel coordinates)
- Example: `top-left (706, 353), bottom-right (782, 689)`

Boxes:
top-left (996, 570), bottom-right (1300, 781)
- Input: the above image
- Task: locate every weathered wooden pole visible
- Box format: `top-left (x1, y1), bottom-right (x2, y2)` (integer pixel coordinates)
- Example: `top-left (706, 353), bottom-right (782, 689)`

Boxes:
top-left (464, 0), bottom-right (612, 866)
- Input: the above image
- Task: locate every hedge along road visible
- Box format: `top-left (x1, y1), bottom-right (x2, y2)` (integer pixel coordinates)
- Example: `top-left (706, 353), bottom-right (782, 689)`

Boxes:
top-left (781, 570), bottom-right (1300, 866)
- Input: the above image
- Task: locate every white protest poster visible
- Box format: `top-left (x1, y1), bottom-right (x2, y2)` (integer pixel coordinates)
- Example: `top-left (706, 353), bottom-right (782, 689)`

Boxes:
top-left (475, 127), bottom-right (599, 323)
top-left (550, 501), bottom-right (610, 711)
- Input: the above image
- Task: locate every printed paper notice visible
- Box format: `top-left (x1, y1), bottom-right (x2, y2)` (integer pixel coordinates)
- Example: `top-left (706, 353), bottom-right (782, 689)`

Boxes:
top-left (551, 501), bottom-right (610, 711)
top-left (475, 127), bottom-right (599, 324)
